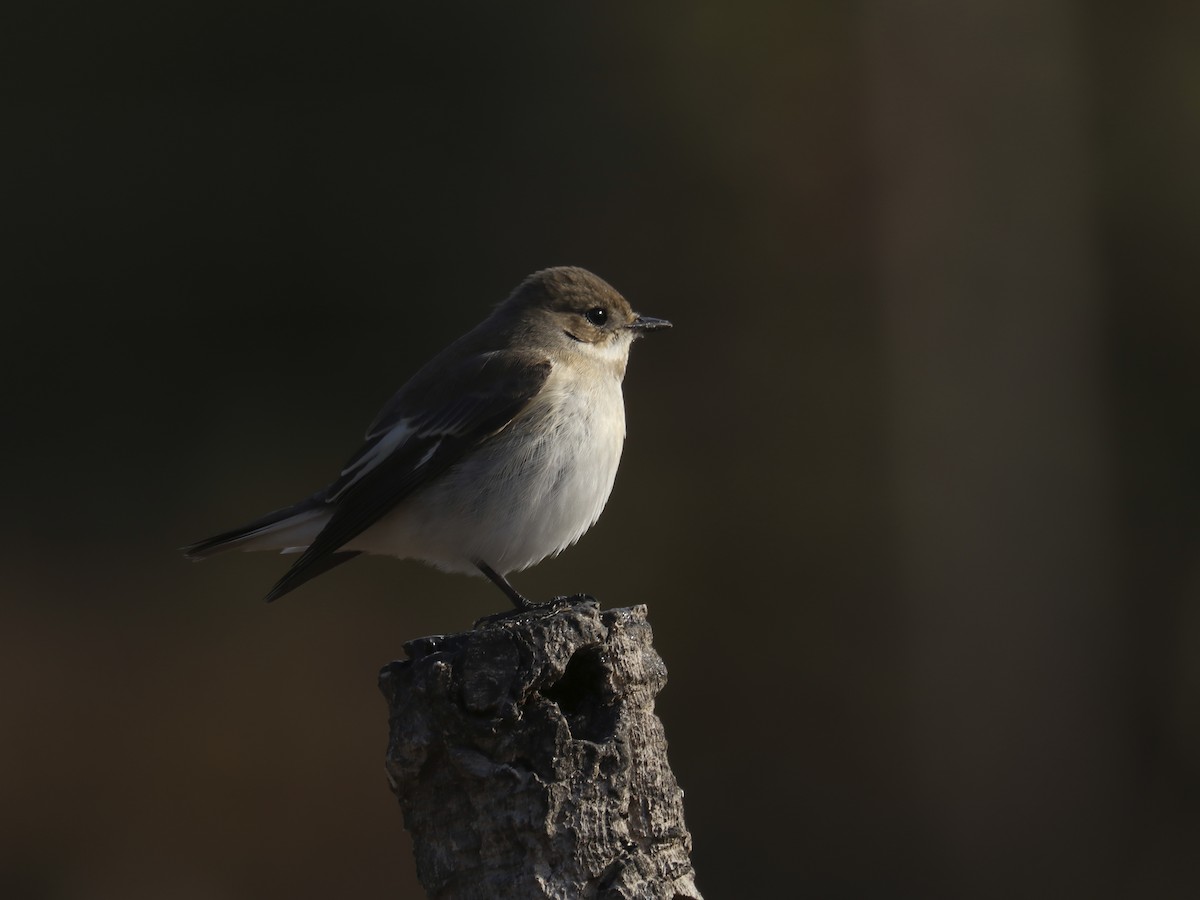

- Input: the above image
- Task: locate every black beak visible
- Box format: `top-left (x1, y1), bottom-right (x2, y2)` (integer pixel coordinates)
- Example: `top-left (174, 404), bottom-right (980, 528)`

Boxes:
top-left (628, 315), bottom-right (672, 333)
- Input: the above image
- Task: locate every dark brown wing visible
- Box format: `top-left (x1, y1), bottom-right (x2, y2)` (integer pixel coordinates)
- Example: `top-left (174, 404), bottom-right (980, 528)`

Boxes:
top-left (263, 350), bottom-right (552, 602)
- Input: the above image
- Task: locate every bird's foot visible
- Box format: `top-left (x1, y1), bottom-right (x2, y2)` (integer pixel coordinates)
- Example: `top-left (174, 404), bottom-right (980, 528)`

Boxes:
top-left (473, 593), bottom-right (598, 629)
top-left (549, 592), bottom-right (597, 610)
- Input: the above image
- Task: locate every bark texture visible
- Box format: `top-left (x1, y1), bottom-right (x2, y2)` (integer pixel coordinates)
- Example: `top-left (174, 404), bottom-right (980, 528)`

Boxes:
top-left (379, 598), bottom-right (701, 900)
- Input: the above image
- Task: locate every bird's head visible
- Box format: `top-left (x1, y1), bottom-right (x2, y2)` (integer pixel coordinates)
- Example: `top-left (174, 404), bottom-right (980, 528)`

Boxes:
top-left (499, 267), bottom-right (671, 373)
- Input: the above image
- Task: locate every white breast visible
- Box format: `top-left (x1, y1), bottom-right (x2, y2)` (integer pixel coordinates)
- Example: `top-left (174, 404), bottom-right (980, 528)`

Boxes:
top-left (353, 364), bottom-right (627, 575)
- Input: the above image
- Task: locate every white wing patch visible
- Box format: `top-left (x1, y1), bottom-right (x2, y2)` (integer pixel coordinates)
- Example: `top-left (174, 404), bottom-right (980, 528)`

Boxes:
top-left (328, 420), bottom-right (414, 502)
top-left (415, 439), bottom-right (443, 470)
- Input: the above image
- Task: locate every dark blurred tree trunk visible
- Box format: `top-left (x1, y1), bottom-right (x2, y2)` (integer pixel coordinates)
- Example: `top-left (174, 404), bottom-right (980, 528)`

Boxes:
top-left (863, 2), bottom-right (1126, 897)
top-left (379, 599), bottom-right (702, 900)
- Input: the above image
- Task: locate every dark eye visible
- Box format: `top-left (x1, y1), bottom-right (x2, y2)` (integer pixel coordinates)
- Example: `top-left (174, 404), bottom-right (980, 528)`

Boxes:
top-left (585, 307), bottom-right (608, 327)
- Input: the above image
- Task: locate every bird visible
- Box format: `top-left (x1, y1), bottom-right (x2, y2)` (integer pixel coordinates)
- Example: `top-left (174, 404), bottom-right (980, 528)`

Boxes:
top-left (183, 266), bottom-right (671, 609)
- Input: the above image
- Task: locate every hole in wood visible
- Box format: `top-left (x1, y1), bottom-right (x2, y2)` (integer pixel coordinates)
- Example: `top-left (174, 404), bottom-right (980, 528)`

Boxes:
top-left (541, 644), bottom-right (618, 743)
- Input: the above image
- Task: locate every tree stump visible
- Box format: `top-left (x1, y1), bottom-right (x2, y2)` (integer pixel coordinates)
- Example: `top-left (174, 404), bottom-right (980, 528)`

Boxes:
top-left (378, 598), bottom-right (702, 899)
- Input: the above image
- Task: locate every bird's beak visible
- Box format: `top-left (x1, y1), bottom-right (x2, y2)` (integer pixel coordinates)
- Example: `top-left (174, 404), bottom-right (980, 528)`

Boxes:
top-left (628, 315), bottom-right (672, 334)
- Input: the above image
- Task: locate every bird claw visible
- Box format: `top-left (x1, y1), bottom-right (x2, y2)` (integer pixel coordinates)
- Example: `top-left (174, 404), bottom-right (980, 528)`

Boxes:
top-left (472, 594), bottom-right (598, 629)
top-left (550, 593), bottom-right (596, 606)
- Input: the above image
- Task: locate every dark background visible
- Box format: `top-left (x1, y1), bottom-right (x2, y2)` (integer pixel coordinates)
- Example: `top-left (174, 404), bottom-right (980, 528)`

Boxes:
top-left (4, 2), bottom-right (1199, 898)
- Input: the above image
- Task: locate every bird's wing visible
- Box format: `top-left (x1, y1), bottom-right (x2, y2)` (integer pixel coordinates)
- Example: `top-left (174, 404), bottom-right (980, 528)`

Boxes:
top-left (263, 350), bottom-right (552, 602)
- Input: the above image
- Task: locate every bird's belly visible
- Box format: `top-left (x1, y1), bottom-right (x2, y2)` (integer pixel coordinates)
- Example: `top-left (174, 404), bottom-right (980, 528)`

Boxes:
top-left (354, 383), bottom-right (625, 575)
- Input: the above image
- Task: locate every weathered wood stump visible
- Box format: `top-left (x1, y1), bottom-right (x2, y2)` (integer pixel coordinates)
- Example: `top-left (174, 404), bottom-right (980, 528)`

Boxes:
top-left (379, 598), bottom-right (702, 899)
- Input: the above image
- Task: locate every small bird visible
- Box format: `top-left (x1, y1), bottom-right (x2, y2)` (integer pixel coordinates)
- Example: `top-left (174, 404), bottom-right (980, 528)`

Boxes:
top-left (183, 266), bottom-right (671, 609)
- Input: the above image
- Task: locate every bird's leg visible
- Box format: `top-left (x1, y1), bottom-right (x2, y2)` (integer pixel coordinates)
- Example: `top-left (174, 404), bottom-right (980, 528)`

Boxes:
top-left (475, 561), bottom-right (533, 610)
top-left (472, 562), bottom-right (599, 632)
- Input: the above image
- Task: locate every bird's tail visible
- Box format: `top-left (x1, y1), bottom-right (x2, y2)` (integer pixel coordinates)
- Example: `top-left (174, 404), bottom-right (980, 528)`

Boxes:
top-left (182, 493), bottom-right (327, 560)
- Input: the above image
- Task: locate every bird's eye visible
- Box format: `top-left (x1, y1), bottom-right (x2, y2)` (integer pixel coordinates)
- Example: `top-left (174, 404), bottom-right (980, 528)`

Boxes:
top-left (585, 307), bottom-right (608, 327)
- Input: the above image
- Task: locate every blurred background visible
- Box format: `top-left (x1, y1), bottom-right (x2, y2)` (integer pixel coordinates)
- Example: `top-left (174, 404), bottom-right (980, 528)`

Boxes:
top-left (3, 1), bottom-right (1198, 897)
